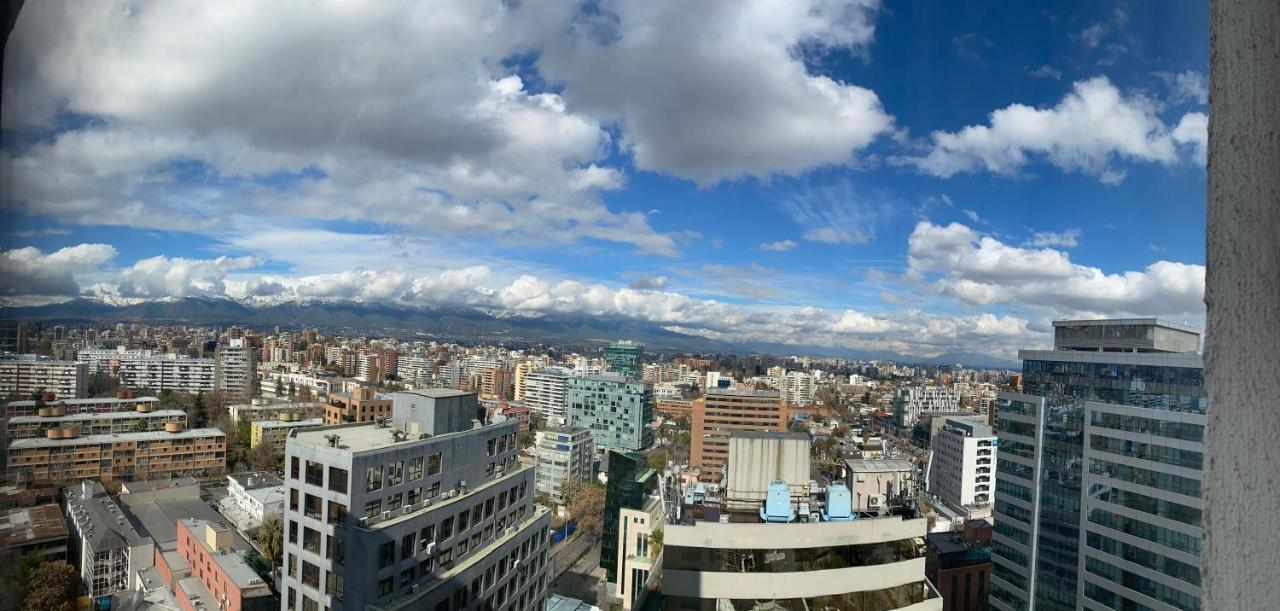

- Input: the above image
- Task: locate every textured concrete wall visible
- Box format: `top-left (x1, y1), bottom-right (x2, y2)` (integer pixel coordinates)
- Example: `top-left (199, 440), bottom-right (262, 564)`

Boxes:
top-left (1204, 0), bottom-right (1280, 607)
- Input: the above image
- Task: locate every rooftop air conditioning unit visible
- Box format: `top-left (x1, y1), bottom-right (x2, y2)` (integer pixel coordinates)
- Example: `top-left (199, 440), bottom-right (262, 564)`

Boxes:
top-left (383, 511), bottom-right (392, 520)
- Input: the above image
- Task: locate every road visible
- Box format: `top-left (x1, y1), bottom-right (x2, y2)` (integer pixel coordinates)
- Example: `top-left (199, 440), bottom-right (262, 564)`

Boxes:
top-left (549, 532), bottom-right (604, 603)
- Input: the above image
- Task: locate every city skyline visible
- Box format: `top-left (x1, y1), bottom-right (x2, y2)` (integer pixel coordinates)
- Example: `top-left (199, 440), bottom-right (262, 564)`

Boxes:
top-left (1, 1), bottom-right (1210, 360)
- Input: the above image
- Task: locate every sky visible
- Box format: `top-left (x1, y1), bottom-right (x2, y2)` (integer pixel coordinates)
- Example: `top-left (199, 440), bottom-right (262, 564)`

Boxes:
top-left (0, 0), bottom-right (1210, 359)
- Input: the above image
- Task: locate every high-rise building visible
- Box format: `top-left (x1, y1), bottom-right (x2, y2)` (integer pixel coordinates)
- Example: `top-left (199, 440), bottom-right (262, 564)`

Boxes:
top-left (117, 354), bottom-right (216, 394)
top-left (779, 370), bottom-right (817, 406)
top-left (567, 373), bottom-right (654, 452)
top-left (0, 320), bottom-right (27, 354)
top-left (989, 319), bottom-right (1206, 611)
top-left (691, 388), bottom-right (786, 481)
top-left (522, 368), bottom-right (571, 423)
top-left (599, 450), bottom-right (655, 584)
top-left (533, 427), bottom-right (595, 504)
top-left (895, 386), bottom-right (962, 428)
top-left (281, 390), bottom-right (551, 611)
top-left (215, 338), bottom-right (257, 403)
top-left (925, 418), bottom-right (996, 515)
top-left (0, 354), bottom-right (87, 399)
top-left (602, 341), bottom-right (643, 380)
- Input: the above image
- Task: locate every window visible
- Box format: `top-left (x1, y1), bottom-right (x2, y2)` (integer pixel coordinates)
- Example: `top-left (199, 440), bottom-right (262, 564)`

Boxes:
top-left (378, 577), bottom-right (393, 597)
top-left (303, 526), bottom-right (321, 554)
top-left (402, 533), bottom-right (417, 560)
top-left (459, 509), bottom-right (470, 531)
top-left (408, 487), bottom-right (422, 505)
top-left (288, 520), bottom-right (298, 543)
top-left (421, 525), bottom-right (436, 549)
top-left (325, 571), bottom-right (344, 599)
top-left (420, 557), bottom-right (434, 576)
top-left (287, 553), bottom-right (297, 577)
top-left (485, 498), bottom-right (495, 518)
top-left (326, 534), bottom-right (345, 564)
top-left (388, 460), bottom-right (404, 486)
top-left (441, 516), bottom-right (454, 539)
top-left (304, 493), bottom-right (322, 520)
top-left (364, 499), bottom-right (382, 519)
top-left (427, 452), bottom-right (442, 475)
top-left (402, 568), bottom-right (415, 588)
top-left (366, 464), bottom-right (383, 491)
top-left (439, 547), bottom-right (452, 564)
top-left (287, 587), bottom-right (296, 610)
top-left (387, 492), bottom-right (403, 510)
top-left (301, 560), bottom-right (319, 587)
top-left (329, 466), bottom-right (348, 493)
top-left (488, 438), bottom-right (498, 456)
top-left (289, 488), bottom-right (299, 511)
top-left (291, 456), bottom-right (300, 479)
top-left (458, 539), bottom-right (468, 556)
top-left (327, 500), bottom-right (347, 526)
top-left (302, 597), bottom-right (318, 611)
top-left (305, 460), bottom-right (324, 486)
top-left (428, 481), bottom-right (440, 498)
top-left (409, 456), bottom-right (423, 480)
top-left (379, 541), bottom-right (395, 568)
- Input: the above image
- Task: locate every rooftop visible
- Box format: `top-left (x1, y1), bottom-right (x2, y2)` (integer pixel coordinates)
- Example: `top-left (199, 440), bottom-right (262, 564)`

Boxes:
top-left (396, 388), bottom-right (472, 399)
top-left (120, 487), bottom-right (250, 549)
top-left (6, 409), bottom-right (187, 424)
top-left (845, 458), bottom-right (917, 473)
top-left (1053, 318), bottom-right (1202, 334)
top-left (5, 396), bottom-right (160, 408)
top-left (8, 427), bottom-right (226, 449)
top-left (180, 518), bottom-right (271, 590)
top-left (290, 418), bottom-right (499, 454)
top-left (254, 417), bottom-right (325, 429)
top-left (706, 387), bottom-right (781, 398)
top-left (65, 481), bottom-right (146, 551)
top-left (229, 471), bottom-right (283, 490)
top-left (121, 478), bottom-right (200, 494)
top-left (0, 503), bottom-right (69, 550)
top-left (731, 430), bottom-right (808, 441)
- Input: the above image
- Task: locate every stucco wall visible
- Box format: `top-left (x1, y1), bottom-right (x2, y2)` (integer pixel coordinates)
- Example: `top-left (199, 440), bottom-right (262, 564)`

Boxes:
top-left (1204, 0), bottom-right (1280, 607)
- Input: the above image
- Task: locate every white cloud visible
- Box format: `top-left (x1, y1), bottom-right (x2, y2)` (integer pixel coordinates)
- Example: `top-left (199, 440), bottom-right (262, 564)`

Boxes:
top-left (1172, 112), bottom-right (1208, 166)
top-left (0, 244), bottom-right (117, 298)
top-left (759, 240), bottom-right (798, 252)
top-left (1159, 70), bottom-right (1209, 105)
top-left (907, 221), bottom-right (1204, 319)
top-left (626, 275), bottom-right (670, 290)
top-left (1025, 228), bottom-right (1082, 248)
top-left (906, 77), bottom-right (1189, 183)
top-left (537, 0), bottom-right (894, 184)
top-left (962, 209), bottom-right (982, 223)
top-left (1077, 7), bottom-right (1128, 50)
top-left (1027, 65), bottom-right (1063, 80)
top-left (778, 180), bottom-right (891, 245)
top-left (116, 255), bottom-right (263, 299)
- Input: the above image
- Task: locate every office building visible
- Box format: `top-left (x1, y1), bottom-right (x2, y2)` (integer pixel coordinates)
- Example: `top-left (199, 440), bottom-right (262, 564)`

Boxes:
top-left (251, 414), bottom-right (326, 453)
top-left (3, 393), bottom-right (159, 417)
top-left (0, 354), bottom-right (87, 399)
top-left (615, 496), bottom-right (662, 611)
top-left (280, 390), bottom-right (551, 611)
top-left (602, 341), bottom-right (643, 380)
top-left (895, 386), bottom-right (962, 428)
top-left (7, 425), bottom-right (227, 484)
top-left (600, 450), bottom-right (655, 584)
top-left (690, 388), bottom-right (786, 481)
top-left (325, 386), bottom-right (393, 424)
top-left (533, 427), bottom-right (596, 504)
top-left (660, 431), bottom-right (941, 610)
top-left (4, 407), bottom-right (187, 440)
top-left (926, 418), bottom-right (996, 515)
top-left (989, 319), bottom-right (1206, 611)
top-left (567, 374), bottom-right (654, 452)
top-left (926, 521), bottom-right (992, 611)
top-left (522, 368), bottom-right (571, 423)
top-left (117, 354), bottom-right (216, 394)
top-left (64, 480), bottom-right (155, 600)
top-left (0, 320), bottom-right (26, 354)
top-left (215, 338), bottom-right (257, 403)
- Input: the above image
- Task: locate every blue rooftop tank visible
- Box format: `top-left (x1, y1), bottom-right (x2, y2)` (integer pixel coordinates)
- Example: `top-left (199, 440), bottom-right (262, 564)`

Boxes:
top-left (822, 483), bottom-right (854, 521)
top-left (760, 480), bottom-right (796, 523)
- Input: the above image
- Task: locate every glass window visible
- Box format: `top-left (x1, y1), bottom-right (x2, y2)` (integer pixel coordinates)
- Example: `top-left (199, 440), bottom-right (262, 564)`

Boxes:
top-left (288, 520), bottom-right (298, 543)
top-left (378, 577), bottom-right (393, 597)
top-left (402, 533), bottom-right (417, 560)
top-left (387, 460), bottom-right (404, 486)
top-left (329, 466), bottom-right (348, 493)
top-left (326, 534), bottom-right (345, 564)
top-left (408, 456), bottom-right (423, 480)
top-left (379, 541), bottom-right (395, 568)
top-left (325, 571), bottom-right (344, 599)
top-left (427, 452), bottom-right (442, 475)
top-left (441, 516), bottom-right (454, 540)
top-left (327, 500), bottom-right (347, 526)
top-left (291, 456), bottom-right (300, 479)
top-left (305, 460), bottom-right (324, 486)
top-left (303, 526), bottom-right (321, 554)
top-left (301, 561), bottom-right (319, 587)
top-left (366, 464), bottom-right (384, 491)
top-left (304, 493), bottom-right (322, 520)
top-left (364, 499), bottom-right (382, 519)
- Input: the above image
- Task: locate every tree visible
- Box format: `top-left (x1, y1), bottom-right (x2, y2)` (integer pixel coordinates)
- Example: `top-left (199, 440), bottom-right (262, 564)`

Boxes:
top-left (647, 448), bottom-right (669, 472)
top-left (529, 411), bottom-right (547, 432)
top-left (243, 549), bottom-right (272, 579)
top-left (258, 518), bottom-right (284, 569)
top-left (23, 561), bottom-right (79, 611)
top-left (248, 439), bottom-right (278, 472)
top-left (649, 526), bottom-right (664, 558)
top-left (561, 479), bottom-right (606, 540)
top-left (534, 492), bottom-right (556, 511)
top-left (1, 553), bottom-right (44, 611)
top-left (274, 378), bottom-right (284, 397)
top-left (519, 430), bottom-right (535, 449)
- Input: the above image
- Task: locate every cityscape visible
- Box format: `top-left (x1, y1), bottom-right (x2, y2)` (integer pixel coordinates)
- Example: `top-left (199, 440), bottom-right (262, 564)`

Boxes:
top-left (0, 2), bottom-right (1272, 611)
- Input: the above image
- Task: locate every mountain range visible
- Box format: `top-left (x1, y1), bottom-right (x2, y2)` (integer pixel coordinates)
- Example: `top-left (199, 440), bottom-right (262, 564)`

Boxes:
top-left (0, 297), bottom-right (1020, 369)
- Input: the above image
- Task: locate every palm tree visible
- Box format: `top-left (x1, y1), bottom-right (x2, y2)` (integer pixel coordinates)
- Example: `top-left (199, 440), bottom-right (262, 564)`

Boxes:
top-left (258, 518), bottom-right (283, 569)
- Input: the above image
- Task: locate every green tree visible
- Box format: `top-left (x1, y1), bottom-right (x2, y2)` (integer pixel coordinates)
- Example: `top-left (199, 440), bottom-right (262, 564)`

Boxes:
top-left (649, 526), bottom-right (664, 557)
top-left (258, 518), bottom-right (284, 569)
top-left (519, 430), bottom-right (535, 449)
top-left (1, 553), bottom-right (45, 611)
top-left (248, 438), bottom-right (278, 472)
top-left (561, 479), bottom-right (606, 541)
top-left (243, 549), bottom-right (272, 579)
top-left (647, 448), bottom-right (669, 472)
top-left (23, 561), bottom-right (80, 611)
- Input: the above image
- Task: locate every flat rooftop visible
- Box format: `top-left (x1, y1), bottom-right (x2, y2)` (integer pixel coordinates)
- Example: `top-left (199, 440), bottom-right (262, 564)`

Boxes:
top-left (397, 388), bottom-right (472, 399)
top-left (291, 419), bottom-right (495, 453)
top-left (9, 427), bottom-right (226, 449)
top-left (845, 458), bottom-right (916, 472)
top-left (228, 471), bottom-right (283, 490)
top-left (5, 396), bottom-right (160, 408)
top-left (7, 409), bottom-right (187, 424)
top-left (708, 388), bottom-right (781, 398)
top-left (254, 418), bottom-right (325, 429)
top-left (731, 430), bottom-right (808, 441)
top-left (0, 503), bottom-right (69, 550)
top-left (181, 518), bottom-right (270, 590)
top-left (1053, 318), bottom-right (1202, 334)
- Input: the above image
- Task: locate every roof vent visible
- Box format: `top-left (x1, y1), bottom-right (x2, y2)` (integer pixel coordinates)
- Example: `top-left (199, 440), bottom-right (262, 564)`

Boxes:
top-left (760, 481), bottom-right (796, 524)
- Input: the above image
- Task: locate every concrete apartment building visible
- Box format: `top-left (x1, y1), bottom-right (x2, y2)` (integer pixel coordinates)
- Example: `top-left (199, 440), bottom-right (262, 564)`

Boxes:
top-left (7, 425), bottom-right (226, 484)
top-left (522, 368), bottom-right (571, 423)
top-left (65, 480), bottom-right (155, 600)
top-left (3, 392), bottom-right (158, 417)
top-left (214, 338), bottom-right (257, 403)
top-left (158, 518), bottom-right (274, 611)
top-left (325, 385), bottom-right (393, 424)
top-left (926, 521), bottom-right (992, 611)
top-left (480, 366), bottom-right (514, 400)
top-left (661, 431), bottom-right (941, 610)
top-left (0, 354), bottom-right (87, 399)
top-left (250, 415), bottom-right (325, 453)
top-left (690, 388), bottom-right (787, 481)
top-left (926, 418), bottom-right (996, 515)
top-left (280, 389), bottom-right (551, 611)
top-left (229, 400), bottom-right (326, 425)
top-left (567, 373), bottom-right (654, 452)
top-left (117, 354), bottom-right (216, 394)
top-left (77, 347), bottom-right (149, 374)
top-left (533, 427), bottom-right (595, 504)
top-left (895, 386), bottom-right (963, 428)
top-left (779, 370), bottom-right (817, 406)
top-left (224, 471), bottom-right (285, 530)
top-left (990, 319), bottom-right (1207, 611)
top-left (4, 408), bottom-right (187, 440)
top-left (615, 495), bottom-right (662, 611)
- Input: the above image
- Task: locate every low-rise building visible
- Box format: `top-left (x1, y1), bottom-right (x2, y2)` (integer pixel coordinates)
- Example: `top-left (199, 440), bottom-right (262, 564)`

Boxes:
top-left (846, 458), bottom-right (919, 514)
top-left (8, 426), bottom-right (227, 484)
top-left (3, 393), bottom-right (158, 417)
top-left (65, 481), bottom-right (155, 600)
top-left (224, 471), bottom-right (285, 530)
top-left (250, 415), bottom-right (325, 453)
top-left (533, 427), bottom-right (595, 504)
top-left (324, 385), bottom-right (392, 424)
top-left (0, 354), bottom-right (87, 399)
top-left (4, 408), bottom-right (186, 440)
top-left (925, 521), bottom-right (992, 611)
top-left (0, 503), bottom-right (70, 563)
top-left (228, 400), bottom-right (326, 425)
top-left (159, 518), bottom-right (274, 611)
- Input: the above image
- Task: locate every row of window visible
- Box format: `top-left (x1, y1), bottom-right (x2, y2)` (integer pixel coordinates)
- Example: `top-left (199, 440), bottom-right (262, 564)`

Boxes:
top-left (663, 539), bottom-right (921, 573)
top-left (367, 453), bottom-right (445, 492)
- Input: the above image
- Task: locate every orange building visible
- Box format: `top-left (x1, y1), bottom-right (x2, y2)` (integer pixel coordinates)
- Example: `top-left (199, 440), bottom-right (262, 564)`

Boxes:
top-left (6, 424), bottom-right (226, 484)
top-left (158, 519), bottom-right (274, 611)
top-left (655, 398), bottom-right (693, 421)
top-left (323, 385), bottom-right (392, 424)
top-left (480, 366), bottom-right (515, 400)
top-left (690, 388), bottom-right (787, 481)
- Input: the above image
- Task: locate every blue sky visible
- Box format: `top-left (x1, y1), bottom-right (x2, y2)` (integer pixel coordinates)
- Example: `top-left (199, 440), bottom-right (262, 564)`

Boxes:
top-left (0, 1), bottom-right (1209, 358)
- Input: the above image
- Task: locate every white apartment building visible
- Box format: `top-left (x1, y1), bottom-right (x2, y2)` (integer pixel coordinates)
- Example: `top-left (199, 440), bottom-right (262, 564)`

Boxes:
top-left (225, 471), bottom-right (285, 529)
top-left (780, 370), bottom-right (817, 406)
top-left (215, 338), bottom-right (256, 402)
top-left (523, 368), bottom-right (571, 423)
top-left (117, 354), bottom-right (215, 394)
top-left (925, 418), bottom-right (996, 513)
top-left (894, 385), bottom-right (962, 427)
top-left (77, 347), bottom-right (149, 374)
top-left (533, 427), bottom-right (595, 504)
top-left (0, 354), bottom-right (87, 399)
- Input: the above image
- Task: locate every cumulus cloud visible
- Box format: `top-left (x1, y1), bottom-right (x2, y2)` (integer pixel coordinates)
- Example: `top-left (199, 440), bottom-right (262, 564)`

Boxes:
top-left (116, 256), bottom-right (263, 299)
top-left (1158, 70), bottom-right (1209, 106)
top-left (1172, 112), bottom-right (1208, 166)
top-left (537, 0), bottom-right (894, 184)
top-left (626, 275), bottom-right (670, 290)
top-left (906, 77), bottom-right (1192, 183)
top-left (0, 244), bottom-right (117, 298)
top-left (1025, 228), bottom-right (1082, 248)
top-left (907, 221), bottom-right (1204, 319)
top-left (759, 240), bottom-right (798, 252)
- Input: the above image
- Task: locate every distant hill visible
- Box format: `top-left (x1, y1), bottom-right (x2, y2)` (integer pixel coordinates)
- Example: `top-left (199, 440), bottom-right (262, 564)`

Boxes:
top-left (0, 296), bottom-right (1020, 368)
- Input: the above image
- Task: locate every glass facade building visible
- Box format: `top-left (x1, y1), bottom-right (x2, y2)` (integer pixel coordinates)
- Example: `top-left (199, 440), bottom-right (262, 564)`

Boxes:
top-left (990, 319), bottom-right (1205, 611)
top-left (567, 373), bottom-right (655, 452)
top-left (603, 341), bottom-right (644, 381)
top-left (600, 450), bottom-right (656, 582)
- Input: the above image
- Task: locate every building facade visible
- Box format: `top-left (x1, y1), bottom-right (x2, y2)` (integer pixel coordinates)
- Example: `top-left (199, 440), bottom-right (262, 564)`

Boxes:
top-left (251, 415), bottom-right (325, 453)
top-left (989, 319), bottom-right (1206, 611)
top-left (215, 338), bottom-right (257, 403)
top-left (8, 425), bottom-right (227, 484)
top-left (616, 496), bottom-right (662, 611)
top-left (117, 355), bottom-right (216, 394)
top-left (522, 368), bottom-right (571, 423)
top-left (567, 374), bottom-right (654, 452)
top-left (3, 393), bottom-right (158, 417)
top-left (325, 386), bottom-right (393, 424)
top-left (280, 390), bottom-right (552, 611)
top-left (65, 480), bottom-right (155, 599)
top-left (169, 518), bottom-right (275, 611)
top-left (0, 354), bottom-right (87, 399)
top-left (4, 408), bottom-right (187, 440)
top-left (533, 427), bottom-right (596, 504)
top-left (690, 388), bottom-right (786, 481)
top-left (602, 341), bottom-right (643, 380)
top-left (926, 418), bottom-right (996, 514)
